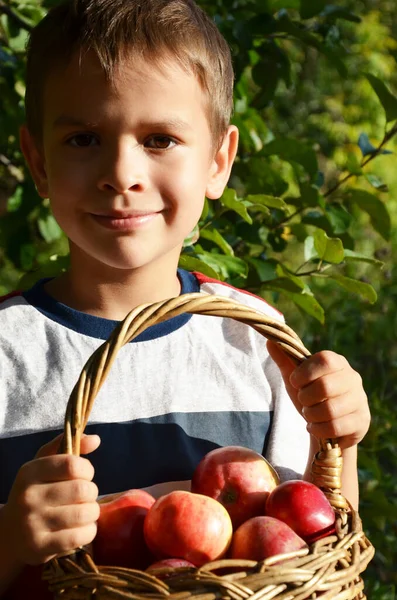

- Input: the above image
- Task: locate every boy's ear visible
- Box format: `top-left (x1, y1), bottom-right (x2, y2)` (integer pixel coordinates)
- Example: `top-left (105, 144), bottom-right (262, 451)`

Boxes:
top-left (206, 125), bottom-right (239, 200)
top-left (19, 125), bottom-right (49, 198)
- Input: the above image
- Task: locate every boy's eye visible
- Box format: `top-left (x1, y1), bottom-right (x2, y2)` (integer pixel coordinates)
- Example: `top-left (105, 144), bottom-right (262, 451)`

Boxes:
top-left (67, 134), bottom-right (98, 147)
top-left (145, 135), bottom-right (176, 150)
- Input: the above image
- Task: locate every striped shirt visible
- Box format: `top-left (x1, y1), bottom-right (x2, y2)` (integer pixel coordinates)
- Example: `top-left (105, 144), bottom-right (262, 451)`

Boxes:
top-left (0, 269), bottom-right (310, 503)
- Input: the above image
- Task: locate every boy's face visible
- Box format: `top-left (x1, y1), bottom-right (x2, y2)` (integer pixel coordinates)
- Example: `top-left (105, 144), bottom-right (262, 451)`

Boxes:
top-left (22, 53), bottom-right (237, 275)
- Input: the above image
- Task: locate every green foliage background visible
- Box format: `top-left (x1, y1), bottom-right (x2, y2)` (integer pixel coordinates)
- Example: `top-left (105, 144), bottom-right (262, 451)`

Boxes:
top-left (1, 0), bottom-right (397, 595)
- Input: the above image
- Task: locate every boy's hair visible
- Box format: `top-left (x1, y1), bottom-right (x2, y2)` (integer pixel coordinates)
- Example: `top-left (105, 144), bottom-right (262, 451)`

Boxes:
top-left (25, 0), bottom-right (235, 145)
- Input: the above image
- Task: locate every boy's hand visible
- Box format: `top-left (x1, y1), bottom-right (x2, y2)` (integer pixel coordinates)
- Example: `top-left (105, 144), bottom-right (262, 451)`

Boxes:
top-left (267, 341), bottom-right (370, 449)
top-left (1, 433), bottom-right (100, 566)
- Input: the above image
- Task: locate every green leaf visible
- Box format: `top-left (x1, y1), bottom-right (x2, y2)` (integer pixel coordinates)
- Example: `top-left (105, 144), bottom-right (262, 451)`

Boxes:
top-left (366, 74), bottom-right (397, 123)
top-left (325, 204), bottom-right (352, 234)
top-left (281, 290), bottom-right (325, 323)
top-left (18, 255), bottom-right (70, 290)
top-left (247, 257), bottom-right (278, 283)
top-left (199, 229), bottom-right (234, 256)
top-left (304, 236), bottom-right (316, 261)
top-left (20, 244), bottom-right (36, 271)
top-left (365, 174), bottom-right (389, 193)
top-left (220, 188), bottom-right (252, 224)
top-left (302, 211), bottom-right (334, 236)
top-left (266, 278), bottom-right (305, 293)
top-left (8, 29), bottom-right (29, 53)
top-left (7, 186), bottom-right (23, 212)
top-left (275, 15), bottom-right (348, 77)
top-left (346, 189), bottom-right (391, 241)
top-left (328, 274), bottom-right (377, 304)
top-left (345, 152), bottom-right (363, 175)
top-left (313, 229), bottom-right (344, 264)
top-left (343, 250), bottom-right (384, 268)
top-left (38, 215), bottom-right (63, 243)
top-left (300, 0), bottom-right (327, 20)
top-left (260, 138), bottom-right (318, 179)
top-left (196, 252), bottom-right (248, 280)
top-left (358, 132), bottom-right (377, 157)
top-left (183, 225), bottom-right (200, 247)
top-left (245, 194), bottom-right (287, 211)
top-left (300, 183), bottom-right (324, 208)
top-left (200, 198), bottom-right (210, 222)
top-left (178, 254), bottom-right (219, 279)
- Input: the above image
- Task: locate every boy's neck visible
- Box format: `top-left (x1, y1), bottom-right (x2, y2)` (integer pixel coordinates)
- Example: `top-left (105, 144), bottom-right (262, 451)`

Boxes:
top-left (44, 261), bottom-right (182, 321)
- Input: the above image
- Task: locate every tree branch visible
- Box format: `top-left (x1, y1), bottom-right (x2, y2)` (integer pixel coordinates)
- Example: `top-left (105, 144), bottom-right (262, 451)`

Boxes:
top-left (324, 122), bottom-right (397, 198)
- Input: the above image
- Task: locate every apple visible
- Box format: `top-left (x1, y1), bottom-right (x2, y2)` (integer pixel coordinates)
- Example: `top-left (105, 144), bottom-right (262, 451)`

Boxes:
top-left (265, 480), bottom-right (336, 543)
top-left (147, 558), bottom-right (196, 577)
top-left (191, 446), bottom-right (279, 528)
top-left (147, 558), bottom-right (196, 569)
top-left (144, 490), bottom-right (233, 567)
top-left (93, 488), bottom-right (155, 568)
top-left (230, 516), bottom-right (307, 560)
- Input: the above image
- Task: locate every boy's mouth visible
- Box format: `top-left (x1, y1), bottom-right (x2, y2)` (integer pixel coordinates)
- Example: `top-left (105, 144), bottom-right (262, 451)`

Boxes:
top-left (91, 210), bottom-right (161, 231)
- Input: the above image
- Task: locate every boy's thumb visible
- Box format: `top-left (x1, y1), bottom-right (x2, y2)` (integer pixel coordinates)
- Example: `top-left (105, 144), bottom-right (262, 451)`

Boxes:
top-left (36, 433), bottom-right (101, 458)
top-left (267, 340), bottom-right (297, 394)
top-left (35, 433), bottom-right (64, 458)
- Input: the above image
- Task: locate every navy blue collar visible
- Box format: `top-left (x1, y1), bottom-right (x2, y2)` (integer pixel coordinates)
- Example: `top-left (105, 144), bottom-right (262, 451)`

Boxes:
top-left (22, 269), bottom-right (200, 342)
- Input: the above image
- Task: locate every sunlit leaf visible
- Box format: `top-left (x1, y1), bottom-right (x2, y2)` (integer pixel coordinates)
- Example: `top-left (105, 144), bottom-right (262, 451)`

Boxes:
top-left (220, 188), bottom-right (252, 224)
top-left (313, 229), bottom-right (344, 264)
top-left (199, 228), bottom-right (234, 255)
top-left (183, 225), bottom-right (200, 247)
top-left (365, 174), bottom-right (389, 193)
top-left (196, 252), bottom-right (248, 279)
top-left (38, 215), bottom-right (63, 243)
top-left (178, 255), bottom-right (219, 279)
top-left (245, 194), bottom-right (287, 210)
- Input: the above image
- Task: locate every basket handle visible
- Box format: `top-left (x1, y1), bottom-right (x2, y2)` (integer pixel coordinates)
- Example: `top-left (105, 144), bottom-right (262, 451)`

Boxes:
top-left (60, 293), bottom-right (348, 511)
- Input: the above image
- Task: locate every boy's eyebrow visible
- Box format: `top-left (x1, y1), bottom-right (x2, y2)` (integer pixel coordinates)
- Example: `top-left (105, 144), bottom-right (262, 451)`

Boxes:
top-left (52, 115), bottom-right (193, 132)
top-left (53, 115), bottom-right (99, 128)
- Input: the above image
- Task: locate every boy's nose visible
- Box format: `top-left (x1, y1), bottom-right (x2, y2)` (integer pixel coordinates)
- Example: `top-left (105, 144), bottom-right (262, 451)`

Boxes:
top-left (97, 145), bottom-right (147, 194)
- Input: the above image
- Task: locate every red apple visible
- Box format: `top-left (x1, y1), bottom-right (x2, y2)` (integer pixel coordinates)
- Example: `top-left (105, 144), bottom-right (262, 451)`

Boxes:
top-left (191, 446), bottom-right (279, 528)
top-left (147, 558), bottom-right (196, 577)
top-left (147, 558), bottom-right (196, 569)
top-left (230, 515), bottom-right (307, 560)
top-left (93, 488), bottom-right (155, 568)
top-left (265, 480), bottom-right (336, 543)
top-left (144, 490), bottom-right (233, 567)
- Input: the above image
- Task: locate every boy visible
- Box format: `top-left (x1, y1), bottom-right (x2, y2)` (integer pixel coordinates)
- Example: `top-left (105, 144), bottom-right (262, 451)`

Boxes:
top-left (0, 0), bottom-right (370, 594)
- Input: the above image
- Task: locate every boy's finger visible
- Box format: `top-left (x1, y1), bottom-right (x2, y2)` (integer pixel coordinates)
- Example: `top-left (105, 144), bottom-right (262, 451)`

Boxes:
top-left (35, 434), bottom-right (100, 459)
top-left (297, 371), bottom-right (355, 407)
top-left (80, 434), bottom-right (101, 455)
top-left (23, 454), bottom-right (95, 484)
top-left (43, 479), bottom-right (99, 506)
top-left (289, 350), bottom-right (347, 388)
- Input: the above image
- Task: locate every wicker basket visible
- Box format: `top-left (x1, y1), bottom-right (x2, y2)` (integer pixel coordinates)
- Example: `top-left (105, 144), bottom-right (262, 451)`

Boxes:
top-left (43, 293), bottom-right (375, 599)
